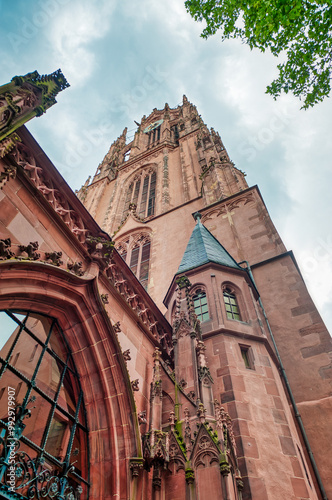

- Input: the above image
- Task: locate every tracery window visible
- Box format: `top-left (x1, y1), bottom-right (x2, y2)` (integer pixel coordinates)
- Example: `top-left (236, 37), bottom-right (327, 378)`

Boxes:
top-left (117, 234), bottom-right (151, 290)
top-left (0, 310), bottom-right (89, 499)
top-left (123, 170), bottom-right (156, 219)
top-left (192, 288), bottom-right (209, 322)
top-left (223, 287), bottom-right (241, 321)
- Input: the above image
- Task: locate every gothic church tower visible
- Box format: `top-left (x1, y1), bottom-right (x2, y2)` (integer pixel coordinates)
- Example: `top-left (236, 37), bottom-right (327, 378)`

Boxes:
top-left (77, 97), bottom-right (331, 499)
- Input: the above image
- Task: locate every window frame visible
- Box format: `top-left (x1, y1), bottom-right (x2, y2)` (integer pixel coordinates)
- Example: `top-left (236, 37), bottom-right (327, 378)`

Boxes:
top-left (239, 344), bottom-right (255, 370)
top-left (191, 287), bottom-right (210, 323)
top-left (123, 169), bottom-right (157, 220)
top-left (0, 309), bottom-right (89, 497)
top-left (223, 286), bottom-right (241, 321)
top-left (116, 234), bottom-right (152, 290)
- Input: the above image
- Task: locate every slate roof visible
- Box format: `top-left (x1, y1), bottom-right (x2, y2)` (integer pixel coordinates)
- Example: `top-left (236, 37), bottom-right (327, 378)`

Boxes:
top-left (176, 214), bottom-right (242, 274)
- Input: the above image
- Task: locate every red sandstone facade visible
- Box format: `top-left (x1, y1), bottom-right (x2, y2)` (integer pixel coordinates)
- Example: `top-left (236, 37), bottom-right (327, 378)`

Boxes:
top-left (0, 73), bottom-right (331, 499)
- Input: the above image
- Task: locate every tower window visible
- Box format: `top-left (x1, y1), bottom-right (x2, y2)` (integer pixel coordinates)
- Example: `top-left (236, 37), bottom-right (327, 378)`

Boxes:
top-left (148, 126), bottom-right (161, 147)
top-left (192, 289), bottom-right (209, 322)
top-left (116, 236), bottom-right (151, 290)
top-left (123, 171), bottom-right (156, 219)
top-left (223, 288), bottom-right (241, 321)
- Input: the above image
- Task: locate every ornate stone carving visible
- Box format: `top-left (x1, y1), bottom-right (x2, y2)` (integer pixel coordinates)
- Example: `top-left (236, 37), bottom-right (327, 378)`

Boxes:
top-left (12, 142), bottom-right (89, 244)
top-left (168, 410), bottom-right (176, 431)
top-left (113, 321), bottom-right (121, 332)
top-left (44, 251), bottom-right (63, 266)
top-left (0, 134), bottom-right (21, 159)
top-left (131, 379), bottom-right (139, 392)
top-left (185, 467), bottom-right (195, 484)
top-left (178, 379), bottom-right (187, 389)
top-left (176, 275), bottom-right (191, 290)
top-left (100, 293), bottom-right (109, 304)
top-left (129, 458), bottom-right (144, 478)
top-left (143, 430), bottom-right (169, 466)
top-left (19, 241), bottom-right (40, 260)
top-left (0, 164), bottom-right (17, 187)
top-left (67, 261), bottom-right (84, 276)
top-left (106, 258), bottom-right (173, 358)
top-left (122, 349), bottom-right (131, 361)
top-left (0, 69), bottom-right (69, 142)
top-left (0, 239), bottom-right (14, 260)
top-left (187, 390), bottom-right (195, 401)
top-left (86, 236), bottom-right (114, 270)
top-left (138, 410), bottom-right (147, 425)
top-left (197, 403), bottom-right (207, 423)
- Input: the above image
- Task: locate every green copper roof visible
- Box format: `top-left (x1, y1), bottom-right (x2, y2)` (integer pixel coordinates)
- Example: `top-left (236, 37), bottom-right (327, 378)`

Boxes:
top-left (177, 213), bottom-right (242, 274)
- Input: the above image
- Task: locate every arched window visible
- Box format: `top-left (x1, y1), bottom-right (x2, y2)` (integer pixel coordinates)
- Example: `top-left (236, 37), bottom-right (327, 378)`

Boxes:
top-left (192, 288), bottom-right (209, 322)
top-left (116, 235), bottom-right (151, 290)
top-left (123, 171), bottom-right (156, 219)
top-left (223, 288), bottom-right (241, 321)
top-left (0, 310), bottom-right (89, 498)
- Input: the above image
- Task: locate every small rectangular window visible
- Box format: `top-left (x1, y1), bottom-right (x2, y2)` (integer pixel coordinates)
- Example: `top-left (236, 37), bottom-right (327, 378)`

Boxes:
top-left (240, 345), bottom-right (254, 370)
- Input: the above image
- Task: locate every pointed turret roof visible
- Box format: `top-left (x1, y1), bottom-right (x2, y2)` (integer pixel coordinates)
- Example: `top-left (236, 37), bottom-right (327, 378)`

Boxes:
top-left (176, 213), bottom-right (242, 274)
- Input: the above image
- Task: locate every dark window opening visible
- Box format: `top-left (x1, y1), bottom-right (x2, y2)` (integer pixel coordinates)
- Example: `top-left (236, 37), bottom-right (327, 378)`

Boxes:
top-left (172, 125), bottom-right (179, 145)
top-left (239, 345), bottom-right (254, 370)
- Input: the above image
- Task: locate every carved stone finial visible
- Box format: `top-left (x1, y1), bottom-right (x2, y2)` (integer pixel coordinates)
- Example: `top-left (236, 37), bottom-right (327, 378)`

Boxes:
top-left (197, 403), bottom-right (207, 423)
top-left (184, 407), bottom-right (192, 444)
top-left (0, 69), bottom-right (69, 143)
top-left (176, 275), bottom-right (191, 290)
top-left (169, 410), bottom-right (176, 431)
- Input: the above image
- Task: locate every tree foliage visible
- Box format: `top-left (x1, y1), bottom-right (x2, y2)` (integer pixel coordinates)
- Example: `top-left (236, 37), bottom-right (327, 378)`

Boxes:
top-left (185, 0), bottom-right (332, 108)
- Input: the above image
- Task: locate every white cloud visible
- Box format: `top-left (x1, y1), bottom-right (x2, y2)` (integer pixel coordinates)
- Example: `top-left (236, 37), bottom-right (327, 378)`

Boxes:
top-left (47, 1), bottom-right (116, 85)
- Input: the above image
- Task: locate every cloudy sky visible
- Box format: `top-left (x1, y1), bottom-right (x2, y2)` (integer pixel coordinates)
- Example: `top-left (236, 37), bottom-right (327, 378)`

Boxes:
top-left (1, 0), bottom-right (331, 332)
